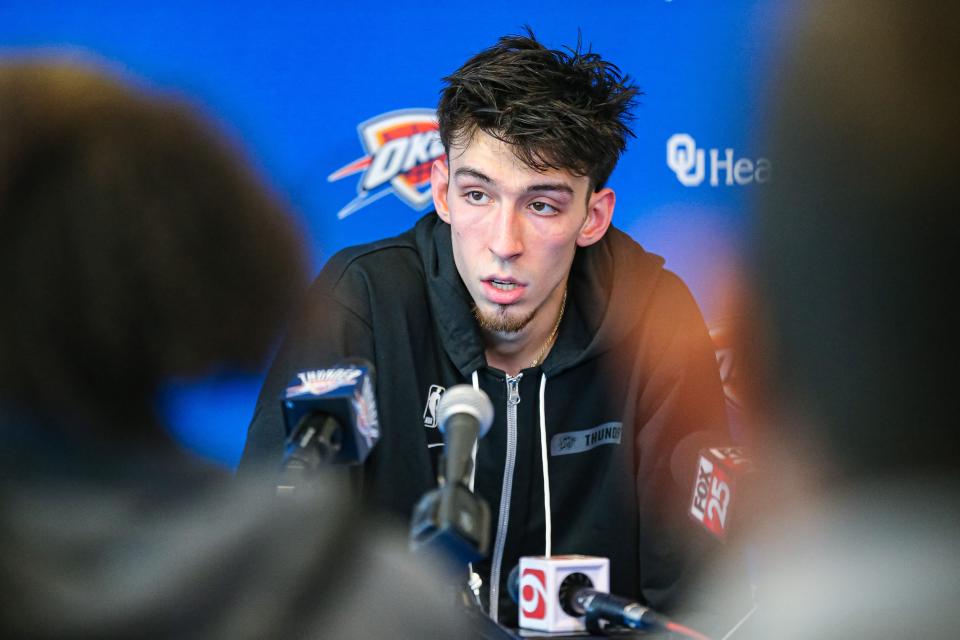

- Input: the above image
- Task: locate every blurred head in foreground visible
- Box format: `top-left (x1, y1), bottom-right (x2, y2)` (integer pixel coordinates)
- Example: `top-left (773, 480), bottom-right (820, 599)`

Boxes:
top-left (721, 2), bottom-right (960, 638)
top-left (0, 59), bottom-right (462, 639)
top-left (752, 1), bottom-right (959, 486)
top-left (0, 58), bottom-right (307, 437)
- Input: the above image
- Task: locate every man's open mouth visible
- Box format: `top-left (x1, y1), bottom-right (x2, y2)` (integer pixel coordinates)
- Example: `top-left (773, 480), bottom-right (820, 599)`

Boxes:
top-left (489, 279), bottom-right (518, 291)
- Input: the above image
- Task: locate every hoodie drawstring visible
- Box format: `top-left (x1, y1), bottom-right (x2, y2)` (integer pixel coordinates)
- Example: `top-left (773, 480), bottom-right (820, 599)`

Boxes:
top-left (467, 370), bottom-right (483, 605)
top-left (538, 372), bottom-right (552, 557)
top-left (469, 370), bottom-right (480, 492)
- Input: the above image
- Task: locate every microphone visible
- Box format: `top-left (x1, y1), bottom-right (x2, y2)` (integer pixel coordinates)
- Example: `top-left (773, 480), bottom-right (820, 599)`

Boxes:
top-left (566, 583), bottom-right (666, 631)
top-left (410, 385), bottom-right (493, 566)
top-left (437, 384), bottom-right (494, 486)
top-left (508, 559), bottom-right (711, 639)
top-left (511, 555), bottom-right (609, 633)
top-left (671, 432), bottom-right (754, 542)
top-left (277, 361), bottom-right (379, 494)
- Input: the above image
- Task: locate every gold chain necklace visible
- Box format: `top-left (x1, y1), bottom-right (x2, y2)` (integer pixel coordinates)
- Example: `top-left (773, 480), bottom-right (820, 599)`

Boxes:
top-left (528, 287), bottom-right (567, 369)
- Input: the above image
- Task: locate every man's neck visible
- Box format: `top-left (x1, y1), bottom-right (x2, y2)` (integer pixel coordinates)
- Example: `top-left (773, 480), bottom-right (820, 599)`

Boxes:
top-left (482, 285), bottom-right (566, 377)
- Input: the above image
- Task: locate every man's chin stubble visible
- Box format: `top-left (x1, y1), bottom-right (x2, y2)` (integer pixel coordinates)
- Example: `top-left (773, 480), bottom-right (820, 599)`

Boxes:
top-left (472, 303), bottom-right (535, 335)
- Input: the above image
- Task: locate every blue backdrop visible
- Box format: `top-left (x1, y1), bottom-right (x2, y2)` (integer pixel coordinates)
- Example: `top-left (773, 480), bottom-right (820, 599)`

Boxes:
top-left (1, 1), bottom-right (794, 467)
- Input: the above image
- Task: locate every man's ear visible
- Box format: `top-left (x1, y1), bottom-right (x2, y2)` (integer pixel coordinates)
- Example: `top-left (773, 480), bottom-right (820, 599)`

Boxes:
top-left (431, 159), bottom-right (451, 223)
top-left (577, 187), bottom-right (615, 247)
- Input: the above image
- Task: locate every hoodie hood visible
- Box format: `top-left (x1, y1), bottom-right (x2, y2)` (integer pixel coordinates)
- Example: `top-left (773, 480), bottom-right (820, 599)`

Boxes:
top-left (414, 213), bottom-right (667, 378)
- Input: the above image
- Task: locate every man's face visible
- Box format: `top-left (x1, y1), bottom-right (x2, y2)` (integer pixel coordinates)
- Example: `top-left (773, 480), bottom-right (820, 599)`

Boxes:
top-left (431, 131), bottom-right (614, 337)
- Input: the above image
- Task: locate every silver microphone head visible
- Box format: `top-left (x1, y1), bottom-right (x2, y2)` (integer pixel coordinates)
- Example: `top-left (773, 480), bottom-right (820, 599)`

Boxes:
top-left (436, 385), bottom-right (494, 438)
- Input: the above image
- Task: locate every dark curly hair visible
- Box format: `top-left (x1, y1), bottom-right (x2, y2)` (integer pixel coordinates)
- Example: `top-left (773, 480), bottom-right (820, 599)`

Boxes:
top-left (0, 59), bottom-right (307, 434)
top-left (437, 29), bottom-right (640, 191)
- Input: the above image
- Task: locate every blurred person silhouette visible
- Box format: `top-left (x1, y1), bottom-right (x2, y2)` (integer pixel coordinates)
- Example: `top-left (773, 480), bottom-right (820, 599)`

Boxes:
top-left (700, 2), bottom-right (960, 638)
top-left (0, 59), bottom-right (461, 638)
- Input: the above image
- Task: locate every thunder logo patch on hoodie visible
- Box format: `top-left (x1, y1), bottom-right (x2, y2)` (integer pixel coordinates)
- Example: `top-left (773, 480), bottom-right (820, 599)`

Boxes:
top-left (550, 422), bottom-right (623, 456)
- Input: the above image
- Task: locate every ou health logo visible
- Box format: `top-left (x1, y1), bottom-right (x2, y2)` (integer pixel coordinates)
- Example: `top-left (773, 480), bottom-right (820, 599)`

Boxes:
top-left (328, 109), bottom-right (445, 219)
top-left (519, 568), bottom-right (547, 620)
top-left (666, 133), bottom-right (771, 187)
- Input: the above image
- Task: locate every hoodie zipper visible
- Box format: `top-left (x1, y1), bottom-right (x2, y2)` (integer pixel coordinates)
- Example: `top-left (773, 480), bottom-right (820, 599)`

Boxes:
top-left (488, 372), bottom-right (521, 622)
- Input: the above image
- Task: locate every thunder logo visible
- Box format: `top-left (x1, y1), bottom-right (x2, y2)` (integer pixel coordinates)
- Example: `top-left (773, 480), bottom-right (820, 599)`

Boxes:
top-left (328, 109), bottom-right (445, 219)
top-left (286, 368), bottom-right (363, 397)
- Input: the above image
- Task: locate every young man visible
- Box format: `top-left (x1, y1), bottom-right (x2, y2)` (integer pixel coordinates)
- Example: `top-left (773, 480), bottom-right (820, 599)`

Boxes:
top-left (241, 32), bottom-right (730, 626)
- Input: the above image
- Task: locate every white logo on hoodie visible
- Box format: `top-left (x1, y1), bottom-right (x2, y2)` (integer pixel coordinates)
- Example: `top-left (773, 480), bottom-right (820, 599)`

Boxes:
top-left (422, 384), bottom-right (445, 429)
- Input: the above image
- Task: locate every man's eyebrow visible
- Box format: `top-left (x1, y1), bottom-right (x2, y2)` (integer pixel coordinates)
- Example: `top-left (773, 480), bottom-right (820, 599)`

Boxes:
top-left (453, 167), bottom-right (493, 183)
top-left (526, 182), bottom-right (575, 196)
top-left (453, 167), bottom-right (575, 196)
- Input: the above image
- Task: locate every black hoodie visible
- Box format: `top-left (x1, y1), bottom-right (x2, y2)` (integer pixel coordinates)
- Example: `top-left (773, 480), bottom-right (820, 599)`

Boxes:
top-left (240, 212), bottom-right (729, 626)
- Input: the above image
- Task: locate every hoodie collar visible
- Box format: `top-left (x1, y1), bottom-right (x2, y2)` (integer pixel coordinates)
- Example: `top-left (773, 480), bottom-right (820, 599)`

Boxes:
top-left (414, 213), bottom-right (665, 378)
top-left (544, 225), bottom-right (666, 376)
top-left (415, 215), bottom-right (486, 377)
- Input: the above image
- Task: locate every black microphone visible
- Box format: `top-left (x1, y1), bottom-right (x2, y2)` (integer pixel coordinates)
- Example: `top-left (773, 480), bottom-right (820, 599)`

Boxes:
top-left (506, 564), bottom-right (665, 632)
top-left (564, 582), bottom-right (665, 631)
top-left (671, 432), bottom-right (754, 542)
top-left (277, 361), bottom-right (378, 494)
top-left (410, 385), bottom-right (493, 566)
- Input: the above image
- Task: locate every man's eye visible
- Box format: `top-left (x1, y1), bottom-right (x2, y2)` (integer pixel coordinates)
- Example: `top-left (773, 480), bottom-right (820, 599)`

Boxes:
top-left (530, 201), bottom-right (558, 215)
top-left (465, 191), bottom-right (489, 204)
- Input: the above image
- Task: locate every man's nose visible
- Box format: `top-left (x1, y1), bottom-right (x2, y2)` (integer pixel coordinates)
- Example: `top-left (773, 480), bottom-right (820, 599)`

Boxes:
top-left (489, 206), bottom-right (523, 262)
